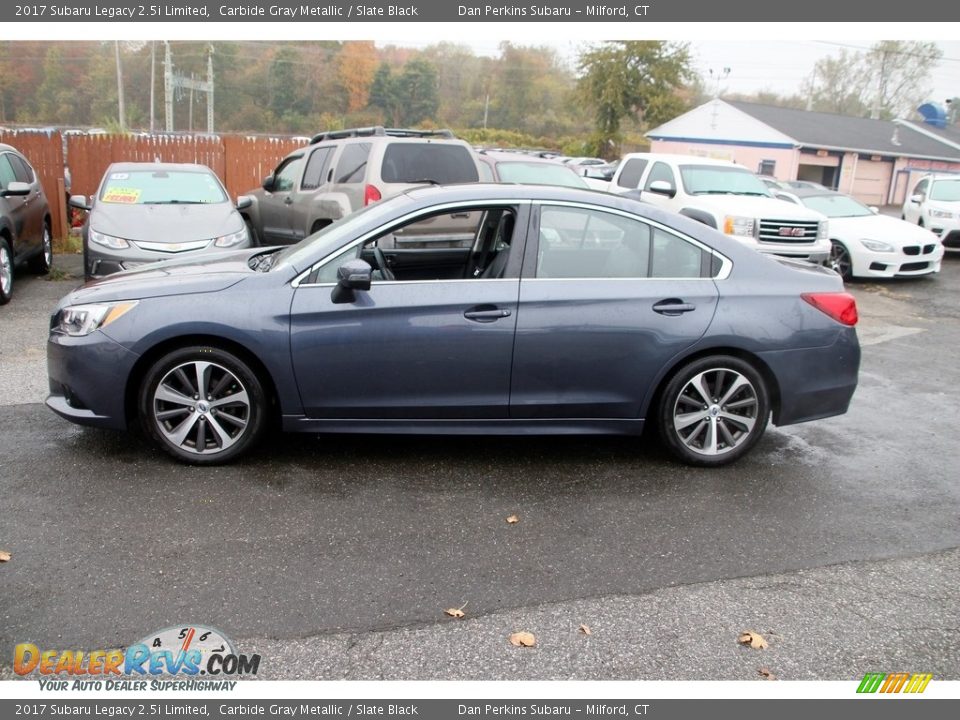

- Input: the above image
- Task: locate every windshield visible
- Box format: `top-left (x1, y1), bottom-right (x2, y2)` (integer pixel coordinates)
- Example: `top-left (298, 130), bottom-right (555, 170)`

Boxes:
top-left (271, 194), bottom-right (413, 272)
top-left (679, 165), bottom-right (771, 196)
top-left (930, 179), bottom-right (960, 202)
top-left (99, 169), bottom-right (227, 204)
top-left (496, 162), bottom-right (588, 188)
top-left (800, 194), bottom-right (872, 218)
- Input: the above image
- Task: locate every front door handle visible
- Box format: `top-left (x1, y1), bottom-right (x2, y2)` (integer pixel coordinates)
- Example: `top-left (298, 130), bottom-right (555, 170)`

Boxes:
top-left (283, 196), bottom-right (294, 205)
top-left (652, 299), bottom-right (696, 316)
top-left (464, 306), bottom-right (512, 323)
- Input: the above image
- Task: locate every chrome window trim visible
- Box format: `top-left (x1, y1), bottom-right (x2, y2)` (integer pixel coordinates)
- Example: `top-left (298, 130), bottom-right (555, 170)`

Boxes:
top-left (293, 199), bottom-right (532, 288)
top-left (537, 200), bottom-right (733, 281)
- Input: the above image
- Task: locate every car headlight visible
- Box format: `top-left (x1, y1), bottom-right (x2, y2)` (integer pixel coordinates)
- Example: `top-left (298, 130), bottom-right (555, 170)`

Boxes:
top-left (213, 227), bottom-right (249, 248)
top-left (817, 221), bottom-right (828, 241)
top-left (54, 301), bottom-right (138, 337)
top-left (929, 209), bottom-right (955, 219)
top-left (722, 215), bottom-right (757, 238)
top-left (860, 238), bottom-right (895, 253)
top-left (89, 229), bottom-right (130, 249)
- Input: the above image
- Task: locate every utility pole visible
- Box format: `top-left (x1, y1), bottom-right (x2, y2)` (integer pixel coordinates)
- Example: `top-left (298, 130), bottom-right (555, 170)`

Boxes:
top-left (149, 41), bottom-right (156, 134)
top-left (188, 75), bottom-right (195, 132)
top-left (207, 44), bottom-right (215, 134)
top-left (164, 41), bottom-right (173, 132)
top-left (163, 42), bottom-right (215, 134)
top-left (871, 47), bottom-right (889, 120)
top-left (483, 93), bottom-right (489, 130)
top-left (114, 41), bottom-right (126, 131)
top-left (709, 67), bottom-right (730, 98)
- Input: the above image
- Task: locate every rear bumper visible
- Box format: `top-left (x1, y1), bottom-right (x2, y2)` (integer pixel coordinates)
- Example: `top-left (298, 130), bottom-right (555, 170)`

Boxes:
top-left (759, 328), bottom-right (860, 426)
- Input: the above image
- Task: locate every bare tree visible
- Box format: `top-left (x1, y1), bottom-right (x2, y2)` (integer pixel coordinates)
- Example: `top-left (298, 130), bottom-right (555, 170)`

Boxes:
top-left (867, 41), bottom-right (942, 119)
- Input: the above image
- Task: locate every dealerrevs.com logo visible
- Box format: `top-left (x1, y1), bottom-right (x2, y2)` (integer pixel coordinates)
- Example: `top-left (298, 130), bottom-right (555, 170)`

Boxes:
top-left (15, 625), bottom-right (260, 691)
top-left (856, 672), bottom-right (933, 694)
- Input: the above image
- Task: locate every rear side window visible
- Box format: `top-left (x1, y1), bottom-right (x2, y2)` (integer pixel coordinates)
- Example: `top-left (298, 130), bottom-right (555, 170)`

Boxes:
top-left (301, 146), bottom-right (335, 190)
top-left (616, 158), bottom-right (648, 189)
top-left (335, 143), bottom-right (372, 184)
top-left (380, 143), bottom-right (479, 184)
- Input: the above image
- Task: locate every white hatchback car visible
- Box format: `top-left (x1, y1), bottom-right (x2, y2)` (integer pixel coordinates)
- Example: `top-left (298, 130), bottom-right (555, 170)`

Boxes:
top-left (902, 174), bottom-right (960, 252)
top-left (779, 188), bottom-right (943, 280)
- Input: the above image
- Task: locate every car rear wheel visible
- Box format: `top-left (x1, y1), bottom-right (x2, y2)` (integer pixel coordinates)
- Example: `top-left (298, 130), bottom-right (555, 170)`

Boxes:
top-left (29, 222), bottom-right (52, 274)
top-left (139, 346), bottom-right (267, 464)
top-left (0, 237), bottom-right (13, 305)
top-left (830, 240), bottom-right (853, 281)
top-left (657, 356), bottom-right (769, 466)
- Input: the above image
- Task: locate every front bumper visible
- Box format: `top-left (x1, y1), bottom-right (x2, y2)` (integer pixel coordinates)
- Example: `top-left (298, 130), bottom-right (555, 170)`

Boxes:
top-left (85, 239), bottom-right (252, 279)
top-left (852, 242), bottom-right (944, 278)
top-left (735, 236), bottom-right (831, 264)
top-left (927, 215), bottom-right (960, 251)
top-left (46, 329), bottom-right (140, 430)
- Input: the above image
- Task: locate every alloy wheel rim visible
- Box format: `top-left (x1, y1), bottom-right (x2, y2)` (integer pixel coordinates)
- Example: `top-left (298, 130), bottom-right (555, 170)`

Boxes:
top-left (0, 245), bottom-right (11, 295)
top-left (152, 361), bottom-right (250, 455)
top-left (673, 368), bottom-right (759, 456)
top-left (43, 226), bottom-right (52, 267)
top-left (830, 243), bottom-right (851, 278)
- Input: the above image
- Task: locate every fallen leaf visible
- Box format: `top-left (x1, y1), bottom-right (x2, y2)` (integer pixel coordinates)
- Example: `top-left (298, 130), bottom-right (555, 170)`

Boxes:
top-left (758, 667), bottom-right (777, 680)
top-left (738, 631), bottom-right (768, 650)
top-left (509, 631), bottom-right (536, 647)
top-left (579, 624), bottom-right (592, 636)
top-left (506, 514), bottom-right (519, 524)
top-left (444, 601), bottom-right (468, 619)
top-left (0, 550), bottom-right (10, 562)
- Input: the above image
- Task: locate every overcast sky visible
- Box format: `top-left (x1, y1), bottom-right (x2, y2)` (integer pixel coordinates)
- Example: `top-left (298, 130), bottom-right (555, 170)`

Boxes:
top-left (395, 39), bottom-right (960, 109)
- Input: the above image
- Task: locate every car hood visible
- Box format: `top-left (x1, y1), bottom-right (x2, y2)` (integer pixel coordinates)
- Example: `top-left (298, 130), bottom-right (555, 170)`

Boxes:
top-left (694, 195), bottom-right (825, 220)
top-left (89, 201), bottom-right (244, 243)
top-left (59, 249), bottom-right (268, 306)
top-left (828, 213), bottom-right (942, 246)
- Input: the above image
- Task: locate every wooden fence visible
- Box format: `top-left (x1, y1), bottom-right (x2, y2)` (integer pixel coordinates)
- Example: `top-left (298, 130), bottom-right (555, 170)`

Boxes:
top-left (0, 130), bottom-right (68, 239)
top-left (1, 132), bottom-right (307, 238)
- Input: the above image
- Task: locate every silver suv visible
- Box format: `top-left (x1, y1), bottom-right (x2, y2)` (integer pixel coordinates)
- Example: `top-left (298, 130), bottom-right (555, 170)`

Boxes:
top-left (243, 127), bottom-right (481, 246)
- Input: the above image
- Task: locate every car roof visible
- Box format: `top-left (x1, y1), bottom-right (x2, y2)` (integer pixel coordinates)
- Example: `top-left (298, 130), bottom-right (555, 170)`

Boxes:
top-left (105, 162), bottom-right (216, 173)
top-left (622, 152), bottom-right (747, 169)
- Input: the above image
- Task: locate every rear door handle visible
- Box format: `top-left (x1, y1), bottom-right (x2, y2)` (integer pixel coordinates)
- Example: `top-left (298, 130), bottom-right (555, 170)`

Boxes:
top-left (464, 306), bottom-right (512, 323)
top-left (652, 299), bottom-right (696, 315)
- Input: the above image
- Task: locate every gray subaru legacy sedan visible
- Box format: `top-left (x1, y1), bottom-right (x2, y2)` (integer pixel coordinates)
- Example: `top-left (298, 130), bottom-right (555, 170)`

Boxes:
top-left (47, 184), bottom-right (860, 466)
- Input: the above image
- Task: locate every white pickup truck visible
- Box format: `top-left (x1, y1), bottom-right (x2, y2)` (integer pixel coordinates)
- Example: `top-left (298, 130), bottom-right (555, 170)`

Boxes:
top-left (609, 153), bottom-right (830, 263)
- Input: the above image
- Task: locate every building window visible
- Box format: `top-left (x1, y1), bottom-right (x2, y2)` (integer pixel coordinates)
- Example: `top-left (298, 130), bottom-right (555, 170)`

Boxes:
top-left (758, 160), bottom-right (776, 176)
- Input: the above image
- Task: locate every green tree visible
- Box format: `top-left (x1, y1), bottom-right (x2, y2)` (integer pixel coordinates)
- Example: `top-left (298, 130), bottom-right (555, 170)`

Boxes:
top-left (368, 62), bottom-right (400, 125)
top-left (397, 58), bottom-right (438, 126)
top-left (578, 41), bottom-right (693, 157)
top-left (269, 46), bottom-right (302, 119)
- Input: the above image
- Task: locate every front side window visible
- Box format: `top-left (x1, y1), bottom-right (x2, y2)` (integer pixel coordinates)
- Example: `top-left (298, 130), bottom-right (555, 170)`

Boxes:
top-left (0, 154), bottom-right (17, 189)
top-left (644, 162), bottom-right (676, 192)
top-left (9, 154), bottom-right (35, 183)
top-left (536, 206), bottom-right (705, 280)
top-left (913, 179), bottom-right (929, 197)
top-left (273, 157), bottom-right (304, 193)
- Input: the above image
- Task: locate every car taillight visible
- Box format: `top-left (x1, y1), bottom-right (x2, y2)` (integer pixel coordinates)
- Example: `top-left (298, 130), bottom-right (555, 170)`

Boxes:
top-left (364, 184), bottom-right (381, 206)
top-left (802, 292), bottom-right (858, 326)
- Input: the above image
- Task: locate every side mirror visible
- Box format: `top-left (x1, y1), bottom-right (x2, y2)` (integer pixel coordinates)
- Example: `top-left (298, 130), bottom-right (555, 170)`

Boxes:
top-left (262, 175), bottom-right (276, 192)
top-left (910, 193), bottom-right (923, 204)
top-left (869, 205), bottom-right (879, 214)
top-left (647, 180), bottom-right (676, 198)
top-left (236, 195), bottom-right (253, 210)
top-left (68, 194), bottom-right (90, 210)
top-left (331, 259), bottom-right (373, 304)
top-left (1, 181), bottom-right (31, 197)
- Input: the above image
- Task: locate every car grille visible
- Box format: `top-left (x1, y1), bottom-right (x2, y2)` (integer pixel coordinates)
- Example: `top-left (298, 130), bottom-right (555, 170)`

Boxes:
top-left (900, 261), bottom-right (931, 272)
top-left (903, 244), bottom-right (937, 256)
top-left (758, 219), bottom-right (819, 244)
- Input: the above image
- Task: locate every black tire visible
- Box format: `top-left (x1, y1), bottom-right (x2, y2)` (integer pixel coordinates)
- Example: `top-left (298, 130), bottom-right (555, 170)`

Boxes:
top-left (918, 218), bottom-right (925, 227)
top-left (830, 240), bottom-right (853, 281)
top-left (29, 221), bottom-right (52, 275)
top-left (310, 219), bottom-right (331, 235)
top-left (139, 345), bottom-right (268, 465)
top-left (657, 355), bottom-right (770, 467)
top-left (0, 236), bottom-right (12, 305)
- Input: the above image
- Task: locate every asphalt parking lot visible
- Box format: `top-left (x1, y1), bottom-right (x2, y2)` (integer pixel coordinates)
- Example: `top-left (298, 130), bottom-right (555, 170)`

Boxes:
top-left (1, 252), bottom-right (959, 681)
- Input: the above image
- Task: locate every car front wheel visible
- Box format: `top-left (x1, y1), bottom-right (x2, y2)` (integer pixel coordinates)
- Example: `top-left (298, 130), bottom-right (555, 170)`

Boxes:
top-left (139, 346), bottom-right (268, 464)
top-left (830, 240), bottom-right (853, 281)
top-left (657, 356), bottom-right (770, 466)
top-left (0, 237), bottom-right (13, 305)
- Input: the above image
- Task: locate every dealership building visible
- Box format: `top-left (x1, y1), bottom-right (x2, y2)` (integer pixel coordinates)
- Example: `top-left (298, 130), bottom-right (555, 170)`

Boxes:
top-left (646, 99), bottom-right (960, 206)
